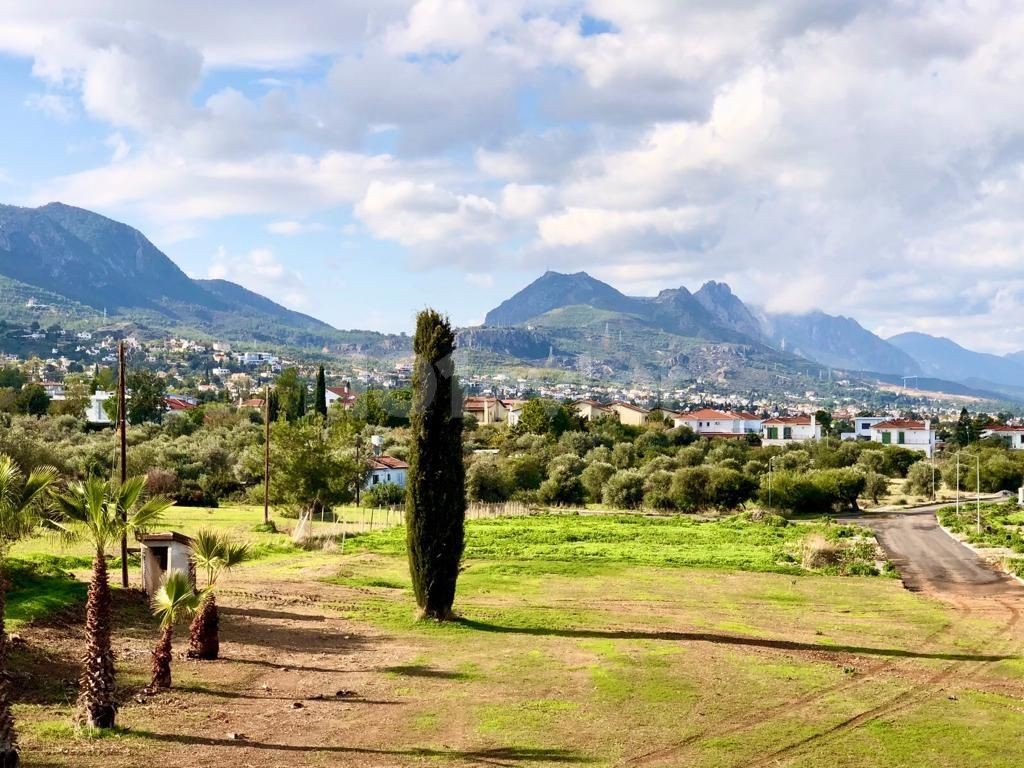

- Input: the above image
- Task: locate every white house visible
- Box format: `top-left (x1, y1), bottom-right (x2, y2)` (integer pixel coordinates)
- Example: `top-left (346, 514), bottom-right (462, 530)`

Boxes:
top-left (364, 456), bottom-right (409, 488)
top-left (841, 416), bottom-right (888, 441)
top-left (761, 415), bottom-right (821, 446)
top-left (869, 419), bottom-right (936, 457)
top-left (85, 390), bottom-right (113, 425)
top-left (673, 409), bottom-right (761, 438)
top-left (981, 425), bottom-right (1024, 450)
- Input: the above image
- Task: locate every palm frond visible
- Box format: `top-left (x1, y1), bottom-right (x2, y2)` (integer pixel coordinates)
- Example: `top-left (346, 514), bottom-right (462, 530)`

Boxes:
top-left (151, 570), bottom-right (199, 628)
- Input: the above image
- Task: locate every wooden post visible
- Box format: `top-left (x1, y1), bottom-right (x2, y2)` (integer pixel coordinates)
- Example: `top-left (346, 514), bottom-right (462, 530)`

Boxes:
top-left (263, 385), bottom-right (270, 526)
top-left (118, 341), bottom-right (128, 589)
top-left (369, 508), bottom-right (375, 532)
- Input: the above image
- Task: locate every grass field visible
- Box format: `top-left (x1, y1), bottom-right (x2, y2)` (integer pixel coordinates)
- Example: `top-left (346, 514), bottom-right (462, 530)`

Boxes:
top-left (6, 504), bottom-right (1024, 767)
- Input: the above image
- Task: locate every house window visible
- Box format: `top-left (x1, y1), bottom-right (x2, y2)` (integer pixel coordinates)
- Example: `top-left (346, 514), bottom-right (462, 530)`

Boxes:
top-left (881, 432), bottom-right (891, 444)
top-left (898, 432), bottom-right (906, 444)
top-left (372, 475), bottom-right (380, 485)
top-left (861, 422), bottom-right (871, 431)
top-left (783, 427), bottom-right (792, 440)
top-left (767, 427), bottom-right (779, 440)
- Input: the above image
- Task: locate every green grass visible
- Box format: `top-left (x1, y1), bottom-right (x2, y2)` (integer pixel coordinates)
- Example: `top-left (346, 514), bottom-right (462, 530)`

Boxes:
top-left (938, 501), bottom-right (1024, 554)
top-left (352, 514), bottom-right (859, 574)
top-left (4, 558), bottom-right (87, 627)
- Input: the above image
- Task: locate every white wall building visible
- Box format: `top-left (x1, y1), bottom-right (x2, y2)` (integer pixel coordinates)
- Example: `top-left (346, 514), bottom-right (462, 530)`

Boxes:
top-left (981, 425), bottom-right (1024, 450)
top-left (85, 390), bottom-right (113, 424)
top-left (364, 456), bottom-right (409, 488)
top-left (868, 419), bottom-right (936, 457)
top-left (841, 416), bottom-right (888, 441)
top-left (761, 415), bottom-right (821, 446)
top-left (673, 409), bottom-right (762, 437)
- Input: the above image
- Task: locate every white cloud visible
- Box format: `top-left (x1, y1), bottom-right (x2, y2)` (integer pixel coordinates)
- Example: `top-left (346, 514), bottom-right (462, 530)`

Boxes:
top-left (24, 91), bottom-right (74, 120)
top-left (355, 180), bottom-right (503, 246)
top-left (267, 219), bottom-right (325, 235)
top-left (207, 246), bottom-right (309, 308)
top-left (5, 1), bottom-right (1024, 350)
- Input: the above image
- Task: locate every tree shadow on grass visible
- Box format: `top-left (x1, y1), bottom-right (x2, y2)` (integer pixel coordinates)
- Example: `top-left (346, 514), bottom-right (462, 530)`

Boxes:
top-left (220, 606), bottom-right (326, 622)
top-left (127, 730), bottom-right (592, 763)
top-left (215, 656), bottom-right (353, 675)
top-left (453, 618), bottom-right (1016, 663)
top-left (384, 663), bottom-right (474, 680)
top-left (175, 684), bottom-right (401, 705)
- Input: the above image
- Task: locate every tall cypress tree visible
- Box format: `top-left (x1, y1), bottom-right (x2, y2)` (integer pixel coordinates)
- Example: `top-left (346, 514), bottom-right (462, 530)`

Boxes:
top-left (406, 310), bottom-right (465, 620)
top-left (315, 365), bottom-right (328, 418)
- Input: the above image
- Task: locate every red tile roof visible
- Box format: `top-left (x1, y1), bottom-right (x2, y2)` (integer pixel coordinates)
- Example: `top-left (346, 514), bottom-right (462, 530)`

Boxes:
top-left (872, 419), bottom-right (929, 430)
top-left (164, 397), bottom-right (196, 411)
top-left (983, 425), bottom-right (1024, 432)
top-left (677, 409), bottom-right (744, 421)
top-left (369, 455), bottom-right (408, 470)
top-left (762, 415), bottom-right (813, 425)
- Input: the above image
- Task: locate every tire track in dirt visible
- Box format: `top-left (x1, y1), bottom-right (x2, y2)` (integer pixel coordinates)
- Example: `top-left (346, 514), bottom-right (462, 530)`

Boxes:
top-left (739, 596), bottom-right (1022, 768)
top-left (618, 603), bottom-right (973, 768)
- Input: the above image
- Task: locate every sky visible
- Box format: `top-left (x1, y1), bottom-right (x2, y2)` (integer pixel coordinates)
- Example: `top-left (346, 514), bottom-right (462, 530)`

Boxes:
top-left (1, 1), bottom-right (1024, 352)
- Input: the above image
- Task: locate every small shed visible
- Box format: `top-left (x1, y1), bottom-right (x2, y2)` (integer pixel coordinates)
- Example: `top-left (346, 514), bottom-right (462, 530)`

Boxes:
top-left (138, 532), bottom-right (195, 596)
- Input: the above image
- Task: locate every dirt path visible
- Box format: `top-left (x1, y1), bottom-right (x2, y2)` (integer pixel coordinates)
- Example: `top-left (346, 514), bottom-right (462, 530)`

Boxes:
top-left (838, 504), bottom-right (1020, 596)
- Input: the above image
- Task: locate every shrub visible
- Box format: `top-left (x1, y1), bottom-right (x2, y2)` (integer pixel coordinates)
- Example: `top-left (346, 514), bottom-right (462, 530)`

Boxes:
top-left (905, 461), bottom-right (936, 497)
top-left (603, 470), bottom-right (645, 510)
top-left (758, 471), bottom-right (826, 517)
top-left (643, 470), bottom-right (676, 510)
top-left (467, 459), bottom-right (510, 502)
top-left (670, 466), bottom-right (713, 512)
top-left (364, 481), bottom-right (405, 507)
top-left (862, 470), bottom-right (888, 504)
top-left (707, 467), bottom-right (758, 511)
top-left (580, 461), bottom-right (616, 504)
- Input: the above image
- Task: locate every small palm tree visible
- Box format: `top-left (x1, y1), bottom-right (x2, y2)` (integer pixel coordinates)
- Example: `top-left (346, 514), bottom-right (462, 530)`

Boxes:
top-left (0, 457), bottom-right (57, 767)
top-left (50, 476), bottom-right (169, 729)
top-left (149, 571), bottom-right (198, 689)
top-left (186, 529), bottom-right (249, 660)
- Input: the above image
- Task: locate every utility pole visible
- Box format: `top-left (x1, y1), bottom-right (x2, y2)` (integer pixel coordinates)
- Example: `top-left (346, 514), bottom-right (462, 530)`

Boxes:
top-left (263, 385), bottom-right (270, 526)
top-left (117, 341), bottom-right (128, 589)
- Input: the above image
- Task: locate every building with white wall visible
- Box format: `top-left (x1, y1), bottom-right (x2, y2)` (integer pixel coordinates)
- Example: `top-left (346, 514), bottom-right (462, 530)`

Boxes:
top-left (981, 425), bottom-right (1024, 450)
top-left (673, 409), bottom-right (761, 438)
top-left (761, 415), bottom-right (821, 446)
top-left (869, 419), bottom-right (936, 457)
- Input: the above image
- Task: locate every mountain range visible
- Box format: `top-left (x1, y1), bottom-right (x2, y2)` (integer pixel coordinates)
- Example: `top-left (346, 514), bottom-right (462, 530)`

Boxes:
top-left (1, 202), bottom-right (1023, 400)
top-left (482, 270), bottom-right (1024, 398)
top-left (0, 202), bottom-right (395, 353)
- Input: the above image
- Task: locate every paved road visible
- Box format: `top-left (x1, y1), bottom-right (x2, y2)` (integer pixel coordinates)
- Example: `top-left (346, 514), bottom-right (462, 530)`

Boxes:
top-left (839, 504), bottom-right (1020, 597)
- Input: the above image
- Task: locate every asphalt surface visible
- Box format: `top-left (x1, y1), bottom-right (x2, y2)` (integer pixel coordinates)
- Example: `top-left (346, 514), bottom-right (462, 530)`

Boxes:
top-left (839, 504), bottom-right (1021, 597)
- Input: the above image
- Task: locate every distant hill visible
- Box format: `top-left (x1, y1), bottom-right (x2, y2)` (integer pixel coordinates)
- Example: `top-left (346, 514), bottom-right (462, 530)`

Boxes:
top-left (0, 202), bottom-right (401, 353)
top-left (478, 270), bottom-right (928, 381)
top-left (759, 311), bottom-right (922, 377)
top-left (887, 332), bottom-right (1024, 392)
top-left (484, 271), bottom-right (646, 326)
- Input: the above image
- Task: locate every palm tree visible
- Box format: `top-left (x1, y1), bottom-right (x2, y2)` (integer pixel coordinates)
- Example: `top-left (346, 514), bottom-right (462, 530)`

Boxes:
top-left (50, 476), bottom-right (169, 729)
top-left (149, 571), bottom-right (198, 689)
top-left (0, 457), bottom-right (57, 767)
top-left (186, 529), bottom-right (249, 660)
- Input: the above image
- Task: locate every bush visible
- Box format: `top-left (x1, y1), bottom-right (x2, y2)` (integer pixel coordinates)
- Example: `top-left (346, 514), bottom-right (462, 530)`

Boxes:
top-left (467, 459), bottom-right (510, 502)
top-left (905, 461), bottom-right (936, 497)
top-left (603, 470), bottom-right (645, 510)
top-left (538, 455), bottom-right (585, 506)
top-left (862, 470), bottom-right (889, 504)
top-left (813, 468), bottom-right (867, 512)
top-left (758, 471), bottom-right (826, 517)
top-left (581, 461), bottom-right (616, 504)
top-left (364, 481), bottom-right (405, 507)
top-left (643, 470), bottom-right (676, 510)
top-left (670, 466), bottom-right (713, 512)
top-left (707, 467), bottom-right (758, 511)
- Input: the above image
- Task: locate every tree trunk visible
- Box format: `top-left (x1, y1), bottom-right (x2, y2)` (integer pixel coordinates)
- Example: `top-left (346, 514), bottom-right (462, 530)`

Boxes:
top-left (80, 553), bottom-right (116, 729)
top-left (0, 569), bottom-right (20, 767)
top-left (150, 625), bottom-right (173, 689)
top-left (186, 594), bottom-right (219, 660)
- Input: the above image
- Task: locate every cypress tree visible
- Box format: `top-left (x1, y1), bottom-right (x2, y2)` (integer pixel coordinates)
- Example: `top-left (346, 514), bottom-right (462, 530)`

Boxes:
top-left (406, 309), bottom-right (465, 620)
top-left (315, 365), bottom-right (328, 418)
